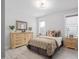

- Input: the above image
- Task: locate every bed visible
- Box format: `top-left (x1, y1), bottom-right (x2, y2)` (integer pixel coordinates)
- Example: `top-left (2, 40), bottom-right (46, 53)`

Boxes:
top-left (27, 36), bottom-right (63, 56)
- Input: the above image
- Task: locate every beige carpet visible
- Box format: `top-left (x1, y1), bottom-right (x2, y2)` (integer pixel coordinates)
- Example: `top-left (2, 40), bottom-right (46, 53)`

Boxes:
top-left (5, 46), bottom-right (78, 59)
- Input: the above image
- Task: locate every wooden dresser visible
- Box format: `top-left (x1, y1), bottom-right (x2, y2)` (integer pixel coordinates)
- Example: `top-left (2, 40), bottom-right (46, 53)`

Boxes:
top-left (10, 32), bottom-right (33, 48)
top-left (64, 37), bottom-right (78, 49)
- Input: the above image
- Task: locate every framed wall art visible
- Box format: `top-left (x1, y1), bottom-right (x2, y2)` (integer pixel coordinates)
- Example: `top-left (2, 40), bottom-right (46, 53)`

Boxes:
top-left (16, 21), bottom-right (27, 32)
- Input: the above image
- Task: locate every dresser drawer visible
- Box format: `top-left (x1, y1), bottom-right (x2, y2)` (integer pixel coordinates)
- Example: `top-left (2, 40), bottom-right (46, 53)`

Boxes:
top-left (14, 38), bottom-right (24, 42)
top-left (15, 41), bottom-right (24, 45)
top-left (14, 37), bottom-right (25, 40)
top-left (14, 40), bottom-right (25, 47)
top-left (15, 43), bottom-right (25, 48)
top-left (13, 33), bottom-right (25, 38)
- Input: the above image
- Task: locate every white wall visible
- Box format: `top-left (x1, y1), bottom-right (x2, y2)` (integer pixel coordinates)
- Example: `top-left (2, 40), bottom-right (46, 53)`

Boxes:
top-left (5, 0), bottom-right (77, 49)
top-left (5, 0), bottom-right (37, 49)
top-left (37, 9), bottom-right (78, 36)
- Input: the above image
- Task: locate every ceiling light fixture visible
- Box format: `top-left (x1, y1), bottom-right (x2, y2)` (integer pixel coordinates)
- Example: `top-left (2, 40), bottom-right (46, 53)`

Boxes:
top-left (34, 0), bottom-right (49, 9)
top-left (40, 0), bottom-right (47, 8)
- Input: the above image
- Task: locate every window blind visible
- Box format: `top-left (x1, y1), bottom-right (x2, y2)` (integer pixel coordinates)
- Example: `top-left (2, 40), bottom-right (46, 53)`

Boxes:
top-left (65, 15), bottom-right (78, 37)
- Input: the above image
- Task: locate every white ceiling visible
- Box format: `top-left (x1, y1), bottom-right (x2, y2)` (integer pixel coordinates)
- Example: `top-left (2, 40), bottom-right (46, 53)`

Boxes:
top-left (33, 0), bottom-right (78, 10)
top-left (6, 0), bottom-right (78, 17)
top-left (31, 0), bottom-right (78, 17)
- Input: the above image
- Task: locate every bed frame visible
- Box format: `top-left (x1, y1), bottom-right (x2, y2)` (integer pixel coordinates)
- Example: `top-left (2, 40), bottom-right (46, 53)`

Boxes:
top-left (27, 40), bottom-right (63, 59)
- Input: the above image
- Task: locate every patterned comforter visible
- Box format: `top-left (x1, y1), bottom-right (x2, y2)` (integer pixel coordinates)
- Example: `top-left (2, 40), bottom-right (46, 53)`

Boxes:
top-left (28, 37), bottom-right (58, 56)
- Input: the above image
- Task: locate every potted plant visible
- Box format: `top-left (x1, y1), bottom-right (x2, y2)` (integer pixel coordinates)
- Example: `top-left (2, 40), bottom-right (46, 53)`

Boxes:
top-left (9, 25), bottom-right (15, 32)
top-left (28, 27), bottom-right (32, 31)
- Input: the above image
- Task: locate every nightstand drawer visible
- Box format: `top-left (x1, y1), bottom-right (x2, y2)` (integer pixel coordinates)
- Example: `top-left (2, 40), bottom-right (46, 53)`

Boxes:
top-left (64, 37), bottom-right (78, 49)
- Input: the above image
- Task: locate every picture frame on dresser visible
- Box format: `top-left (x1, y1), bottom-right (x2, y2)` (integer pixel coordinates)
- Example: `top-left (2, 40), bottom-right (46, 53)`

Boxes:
top-left (16, 21), bottom-right (27, 32)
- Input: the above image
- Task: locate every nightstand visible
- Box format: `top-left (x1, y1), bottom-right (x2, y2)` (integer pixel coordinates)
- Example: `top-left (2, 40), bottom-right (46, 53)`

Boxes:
top-left (64, 37), bottom-right (78, 50)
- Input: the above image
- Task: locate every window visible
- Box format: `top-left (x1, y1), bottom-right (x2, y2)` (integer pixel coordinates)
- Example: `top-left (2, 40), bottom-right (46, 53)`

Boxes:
top-left (65, 15), bottom-right (78, 37)
top-left (39, 21), bottom-right (46, 35)
top-left (39, 21), bottom-right (45, 28)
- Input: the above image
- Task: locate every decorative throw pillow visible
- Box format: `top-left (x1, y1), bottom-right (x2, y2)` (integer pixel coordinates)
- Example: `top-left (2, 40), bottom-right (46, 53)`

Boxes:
top-left (47, 30), bottom-right (61, 37)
